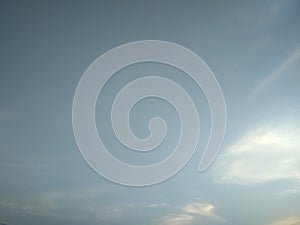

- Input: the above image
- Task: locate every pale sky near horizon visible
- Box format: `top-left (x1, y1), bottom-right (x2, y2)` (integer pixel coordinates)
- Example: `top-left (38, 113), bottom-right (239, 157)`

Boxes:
top-left (0, 1), bottom-right (300, 225)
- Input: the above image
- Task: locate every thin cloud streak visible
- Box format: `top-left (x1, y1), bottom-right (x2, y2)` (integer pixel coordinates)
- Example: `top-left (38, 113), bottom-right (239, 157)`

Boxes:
top-left (148, 203), bottom-right (169, 208)
top-left (276, 186), bottom-right (300, 196)
top-left (252, 46), bottom-right (300, 95)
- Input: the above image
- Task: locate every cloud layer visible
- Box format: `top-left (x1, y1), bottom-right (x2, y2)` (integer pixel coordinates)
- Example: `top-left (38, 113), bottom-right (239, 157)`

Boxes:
top-left (215, 120), bottom-right (300, 185)
top-left (269, 216), bottom-right (300, 225)
top-left (160, 202), bottom-right (225, 225)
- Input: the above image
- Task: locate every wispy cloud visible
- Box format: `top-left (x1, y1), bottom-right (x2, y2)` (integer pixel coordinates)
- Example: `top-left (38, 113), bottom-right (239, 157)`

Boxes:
top-left (183, 203), bottom-right (225, 222)
top-left (269, 216), bottom-right (300, 225)
top-left (240, 0), bottom-right (295, 36)
top-left (215, 119), bottom-right (300, 185)
top-left (0, 200), bottom-right (35, 212)
top-left (148, 203), bottom-right (169, 208)
top-left (160, 202), bottom-right (225, 225)
top-left (252, 46), bottom-right (300, 95)
top-left (162, 214), bottom-right (194, 225)
top-left (37, 187), bottom-right (109, 209)
top-left (0, 187), bottom-right (116, 224)
top-left (276, 186), bottom-right (300, 196)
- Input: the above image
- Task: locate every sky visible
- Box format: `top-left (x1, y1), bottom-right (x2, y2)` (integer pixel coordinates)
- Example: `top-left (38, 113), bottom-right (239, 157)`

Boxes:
top-left (0, 0), bottom-right (300, 225)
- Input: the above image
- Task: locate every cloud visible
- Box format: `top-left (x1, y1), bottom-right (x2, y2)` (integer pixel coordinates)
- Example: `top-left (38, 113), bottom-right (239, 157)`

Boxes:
top-left (0, 198), bottom-right (95, 224)
top-left (0, 187), bottom-right (115, 224)
top-left (160, 202), bottom-right (225, 225)
top-left (0, 187), bottom-right (149, 225)
top-left (148, 203), bottom-right (169, 208)
top-left (0, 200), bottom-right (35, 212)
top-left (162, 214), bottom-right (194, 225)
top-left (277, 186), bottom-right (300, 196)
top-left (240, 0), bottom-right (295, 36)
top-left (252, 46), bottom-right (300, 95)
top-left (183, 203), bottom-right (225, 222)
top-left (37, 187), bottom-right (109, 209)
top-left (215, 120), bottom-right (300, 185)
top-left (269, 216), bottom-right (300, 225)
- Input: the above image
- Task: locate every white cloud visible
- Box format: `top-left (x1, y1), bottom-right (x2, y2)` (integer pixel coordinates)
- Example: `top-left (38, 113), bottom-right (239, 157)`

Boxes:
top-left (252, 46), bottom-right (300, 95)
top-left (215, 121), bottom-right (300, 185)
top-left (269, 216), bottom-right (300, 225)
top-left (184, 203), bottom-right (213, 215)
top-left (160, 202), bottom-right (225, 225)
top-left (162, 214), bottom-right (194, 225)
top-left (148, 203), bottom-right (169, 208)
top-left (183, 203), bottom-right (225, 222)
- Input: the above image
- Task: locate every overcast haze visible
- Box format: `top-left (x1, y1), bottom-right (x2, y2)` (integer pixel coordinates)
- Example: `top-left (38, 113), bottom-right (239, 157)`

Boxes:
top-left (0, 1), bottom-right (300, 225)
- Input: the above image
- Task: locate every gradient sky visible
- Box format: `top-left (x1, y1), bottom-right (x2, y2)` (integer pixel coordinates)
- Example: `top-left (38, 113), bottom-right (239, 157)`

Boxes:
top-left (1, 1), bottom-right (300, 225)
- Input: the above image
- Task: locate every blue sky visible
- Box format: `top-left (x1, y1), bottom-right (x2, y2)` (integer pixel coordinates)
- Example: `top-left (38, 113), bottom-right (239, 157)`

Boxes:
top-left (0, 1), bottom-right (300, 225)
